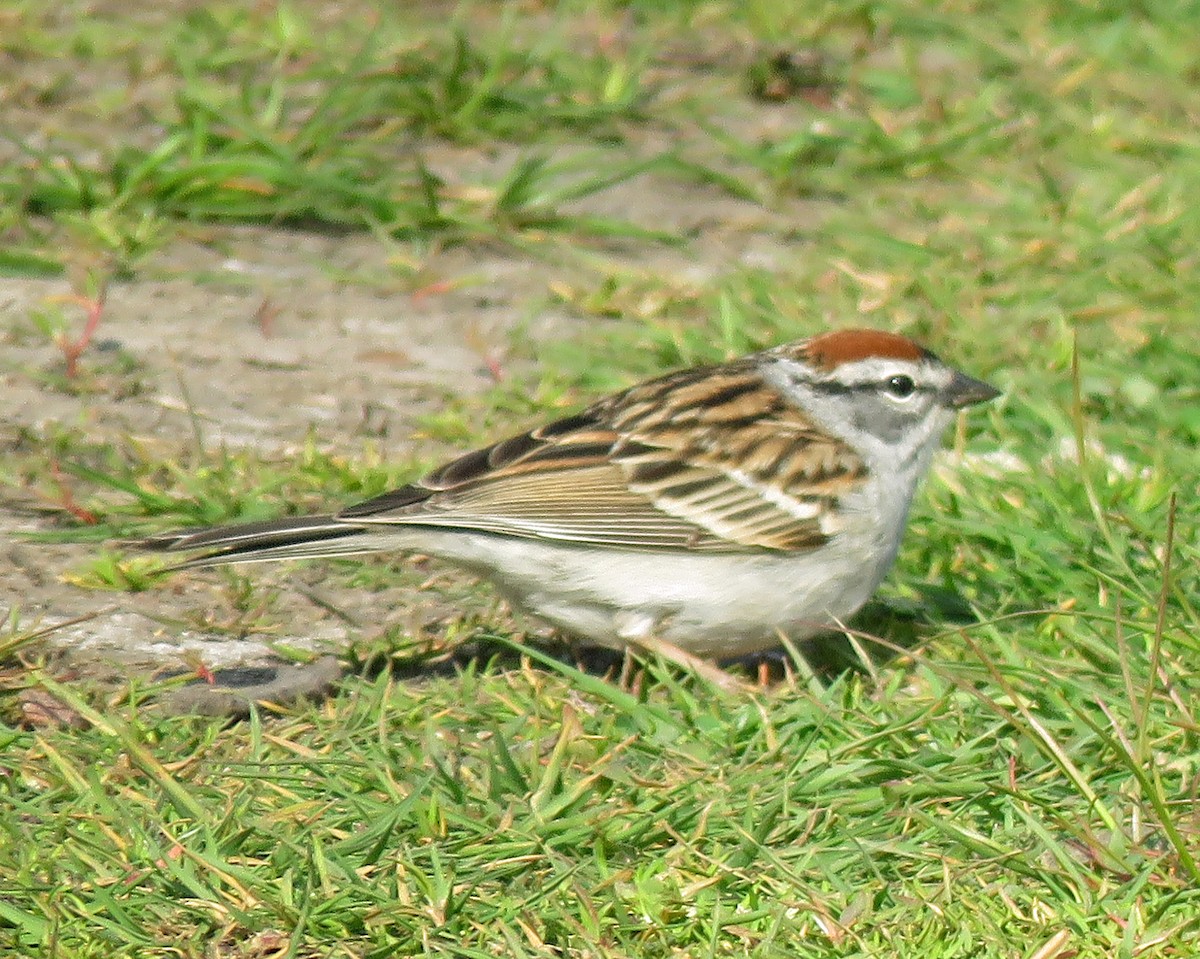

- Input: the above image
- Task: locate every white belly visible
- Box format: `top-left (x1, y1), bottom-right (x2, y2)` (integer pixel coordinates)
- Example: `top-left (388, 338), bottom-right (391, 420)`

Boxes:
top-left (396, 525), bottom-right (903, 657)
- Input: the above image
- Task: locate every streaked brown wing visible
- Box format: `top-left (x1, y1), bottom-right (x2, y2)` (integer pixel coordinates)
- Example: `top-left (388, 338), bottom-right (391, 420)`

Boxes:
top-left (340, 362), bottom-right (865, 553)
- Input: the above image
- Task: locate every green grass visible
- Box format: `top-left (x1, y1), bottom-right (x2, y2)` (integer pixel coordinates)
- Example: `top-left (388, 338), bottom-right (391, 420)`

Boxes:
top-left (2, 0), bottom-right (1200, 956)
top-left (1, 1), bottom-right (670, 273)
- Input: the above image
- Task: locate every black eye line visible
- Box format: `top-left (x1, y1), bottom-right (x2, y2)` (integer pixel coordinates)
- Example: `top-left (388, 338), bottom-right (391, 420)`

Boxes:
top-left (807, 380), bottom-right (932, 397)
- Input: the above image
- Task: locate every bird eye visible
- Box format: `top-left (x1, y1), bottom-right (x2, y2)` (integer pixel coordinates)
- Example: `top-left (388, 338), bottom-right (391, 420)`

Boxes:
top-left (884, 374), bottom-right (916, 399)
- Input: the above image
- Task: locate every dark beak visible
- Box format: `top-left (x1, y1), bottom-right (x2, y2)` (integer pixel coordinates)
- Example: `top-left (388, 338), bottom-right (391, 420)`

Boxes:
top-left (945, 371), bottom-right (1001, 408)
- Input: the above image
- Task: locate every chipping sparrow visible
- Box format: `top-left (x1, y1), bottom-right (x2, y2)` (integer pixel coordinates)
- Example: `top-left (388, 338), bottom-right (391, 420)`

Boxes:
top-left (143, 329), bottom-right (998, 658)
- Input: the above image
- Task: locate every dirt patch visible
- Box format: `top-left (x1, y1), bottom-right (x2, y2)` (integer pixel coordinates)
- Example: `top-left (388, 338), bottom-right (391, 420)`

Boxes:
top-left (1, 1), bottom-right (823, 698)
top-left (2, 175), bottom-right (798, 693)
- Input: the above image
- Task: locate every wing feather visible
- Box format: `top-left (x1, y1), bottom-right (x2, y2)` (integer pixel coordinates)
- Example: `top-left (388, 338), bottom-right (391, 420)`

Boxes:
top-left (339, 361), bottom-right (866, 553)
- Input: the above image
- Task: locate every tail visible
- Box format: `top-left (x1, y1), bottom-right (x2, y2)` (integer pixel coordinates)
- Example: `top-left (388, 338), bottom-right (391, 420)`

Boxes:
top-left (138, 515), bottom-right (385, 569)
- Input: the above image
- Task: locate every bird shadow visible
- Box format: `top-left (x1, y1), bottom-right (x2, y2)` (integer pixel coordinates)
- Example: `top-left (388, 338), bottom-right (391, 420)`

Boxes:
top-left (157, 585), bottom-right (980, 717)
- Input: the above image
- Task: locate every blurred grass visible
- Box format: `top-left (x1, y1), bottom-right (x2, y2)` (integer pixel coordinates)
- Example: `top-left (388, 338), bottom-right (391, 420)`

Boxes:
top-left (1, 1), bottom-right (668, 268)
top-left (2, 0), bottom-right (1199, 956)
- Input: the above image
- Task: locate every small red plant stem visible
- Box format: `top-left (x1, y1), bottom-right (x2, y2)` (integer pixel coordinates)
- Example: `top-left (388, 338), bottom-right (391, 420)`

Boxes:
top-left (47, 460), bottom-right (99, 525)
top-left (51, 288), bottom-right (107, 379)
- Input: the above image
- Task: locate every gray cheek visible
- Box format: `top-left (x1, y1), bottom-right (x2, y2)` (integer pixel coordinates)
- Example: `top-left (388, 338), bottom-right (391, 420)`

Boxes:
top-left (849, 396), bottom-right (914, 444)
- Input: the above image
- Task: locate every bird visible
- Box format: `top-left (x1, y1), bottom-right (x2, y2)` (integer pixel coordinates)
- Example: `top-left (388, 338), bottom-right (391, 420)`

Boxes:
top-left (141, 329), bottom-right (999, 660)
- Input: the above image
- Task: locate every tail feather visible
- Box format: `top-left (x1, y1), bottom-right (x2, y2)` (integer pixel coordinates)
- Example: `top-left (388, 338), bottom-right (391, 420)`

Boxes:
top-left (137, 515), bottom-right (384, 569)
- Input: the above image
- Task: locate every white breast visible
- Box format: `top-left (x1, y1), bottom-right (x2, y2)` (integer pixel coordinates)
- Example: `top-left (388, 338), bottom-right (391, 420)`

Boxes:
top-left (393, 517), bottom-right (905, 657)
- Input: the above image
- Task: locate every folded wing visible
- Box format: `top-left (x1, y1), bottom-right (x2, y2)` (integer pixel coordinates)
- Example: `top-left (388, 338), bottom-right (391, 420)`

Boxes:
top-left (340, 362), bottom-right (866, 554)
